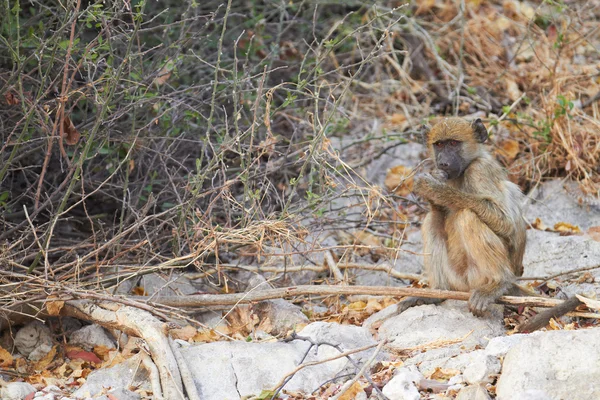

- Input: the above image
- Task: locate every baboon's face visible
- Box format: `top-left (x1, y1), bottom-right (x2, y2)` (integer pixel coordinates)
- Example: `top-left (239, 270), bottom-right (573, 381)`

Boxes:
top-left (432, 139), bottom-right (464, 180)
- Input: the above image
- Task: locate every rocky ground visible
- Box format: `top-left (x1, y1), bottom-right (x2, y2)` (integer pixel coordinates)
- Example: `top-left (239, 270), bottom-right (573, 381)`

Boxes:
top-left (4, 174), bottom-right (600, 400)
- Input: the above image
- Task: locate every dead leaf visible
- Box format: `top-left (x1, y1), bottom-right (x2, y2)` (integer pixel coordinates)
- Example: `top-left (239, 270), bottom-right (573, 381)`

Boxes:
top-left (62, 115), bottom-right (81, 145)
top-left (588, 226), bottom-right (600, 242)
top-left (575, 295), bottom-right (600, 311)
top-left (66, 349), bottom-right (102, 364)
top-left (530, 217), bottom-right (548, 231)
top-left (428, 367), bottom-right (460, 381)
top-left (4, 91), bottom-right (19, 105)
top-left (131, 286), bottom-right (147, 296)
top-left (193, 329), bottom-right (222, 343)
top-left (153, 61), bottom-right (174, 86)
top-left (46, 300), bottom-right (64, 316)
top-left (0, 346), bottom-right (13, 367)
top-left (258, 136), bottom-right (278, 155)
top-left (553, 222), bottom-right (581, 234)
top-left (170, 325), bottom-right (197, 341)
top-left (338, 381), bottom-right (366, 400)
top-left (505, 79), bottom-right (522, 102)
top-left (547, 25), bottom-right (558, 44)
top-left (415, 0), bottom-right (436, 15)
top-left (496, 138), bottom-right (520, 161)
top-left (33, 345), bottom-right (58, 371)
top-left (384, 165), bottom-right (414, 196)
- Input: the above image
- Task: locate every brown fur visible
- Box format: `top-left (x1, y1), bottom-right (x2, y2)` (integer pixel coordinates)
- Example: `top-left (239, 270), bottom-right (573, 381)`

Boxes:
top-left (414, 117), bottom-right (527, 316)
top-left (383, 118), bottom-right (580, 330)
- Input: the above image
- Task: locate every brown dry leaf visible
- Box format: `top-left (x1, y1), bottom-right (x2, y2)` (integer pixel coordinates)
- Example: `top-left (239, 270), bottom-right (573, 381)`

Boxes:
top-left (553, 222), bottom-right (581, 234)
top-left (338, 381), bottom-right (366, 400)
top-left (428, 367), bottom-right (460, 381)
top-left (131, 286), bottom-right (147, 296)
top-left (546, 25), bottom-right (558, 44)
top-left (0, 346), bottom-right (13, 367)
top-left (496, 138), bottom-right (520, 161)
top-left (66, 349), bottom-right (102, 364)
top-left (415, 0), bottom-right (436, 15)
top-left (258, 136), bottom-right (278, 155)
top-left (548, 318), bottom-right (562, 330)
top-left (33, 345), bottom-right (58, 371)
top-left (93, 345), bottom-right (115, 360)
top-left (62, 115), bottom-right (81, 145)
top-left (153, 62), bottom-right (173, 86)
top-left (352, 231), bottom-right (383, 256)
top-left (4, 91), bottom-right (19, 105)
top-left (170, 325), bottom-right (198, 341)
top-left (388, 113), bottom-right (409, 130)
top-left (505, 79), bottom-right (522, 102)
top-left (530, 217), bottom-right (548, 231)
top-left (46, 300), bottom-right (65, 316)
top-left (575, 295), bottom-right (600, 311)
top-left (347, 301), bottom-right (367, 311)
top-left (193, 329), bottom-right (222, 343)
top-left (385, 165), bottom-right (414, 196)
top-left (588, 226), bottom-right (600, 242)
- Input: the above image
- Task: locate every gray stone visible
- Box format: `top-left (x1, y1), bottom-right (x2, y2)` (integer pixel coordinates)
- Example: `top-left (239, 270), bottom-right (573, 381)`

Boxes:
top-left (366, 142), bottom-right (425, 185)
top-left (69, 324), bottom-right (116, 350)
top-left (523, 230), bottom-right (600, 278)
top-left (377, 300), bottom-right (505, 352)
top-left (73, 353), bottom-right (149, 399)
top-left (381, 366), bottom-right (423, 400)
top-left (455, 384), bottom-right (492, 400)
top-left (181, 322), bottom-right (382, 399)
top-left (354, 229), bottom-right (423, 287)
top-left (0, 382), bottom-right (36, 400)
top-left (483, 334), bottom-right (527, 357)
top-left (14, 321), bottom-right (54, 360)
top-left (524, 179), bottom-right (600, 231)
top-left (496, 328), bottom-right (600, 400)
top-left (463, 353), bottom-right (501, 384)
top-left (252, 299), bottom-right (309, 336)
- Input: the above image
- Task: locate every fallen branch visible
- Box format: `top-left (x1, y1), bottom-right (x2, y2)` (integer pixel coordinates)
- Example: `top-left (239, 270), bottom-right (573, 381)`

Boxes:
top-left (57, 300), bottom-right (184, 399)
top-left (130, 285), bottom-right (565, 308)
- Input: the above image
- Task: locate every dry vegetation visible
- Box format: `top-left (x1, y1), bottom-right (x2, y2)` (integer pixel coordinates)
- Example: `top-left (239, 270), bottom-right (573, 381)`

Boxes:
top-left (0, 0), bottom-right (600, 394)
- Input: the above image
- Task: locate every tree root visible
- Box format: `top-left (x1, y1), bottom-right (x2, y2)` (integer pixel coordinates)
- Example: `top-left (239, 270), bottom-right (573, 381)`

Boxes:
top-left (58, 300), bottom-right (185, 399)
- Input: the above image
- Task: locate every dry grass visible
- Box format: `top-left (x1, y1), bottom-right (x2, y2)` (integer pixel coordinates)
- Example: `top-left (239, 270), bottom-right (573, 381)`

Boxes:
top-left (0, 0), bottom-right (599, 317)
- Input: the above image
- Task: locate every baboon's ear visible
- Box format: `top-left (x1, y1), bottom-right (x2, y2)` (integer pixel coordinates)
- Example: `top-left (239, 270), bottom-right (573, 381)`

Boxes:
top-left (420, 124), bottom-right (431, 145)
top-left (471, 118), bottom-right (488, 143)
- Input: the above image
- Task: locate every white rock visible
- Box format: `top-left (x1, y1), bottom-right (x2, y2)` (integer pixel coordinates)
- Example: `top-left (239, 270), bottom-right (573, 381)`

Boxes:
top-left (455, 384), bottom-right (492, 400)
top-left (463, 354), bottom-right (500, 384)
top-left (181, 322), bottom-right (384, 399)
top-left (0, 382), bottom-right (36, 400)
top-left (14, 321), bottom-right (54, 360)
top-left (377, 300), bottom-right (505, 352)
top-left (381, 366), bottom-right (423, 400)
top-left (73, 353), bottom-right (149, 399)
top-left (523, 230), bottom-right (600, 278)
top-left (484, 334), bottom-right (527, 357)
top-left (69, 325), bottom-right (116, 350)
top-left (496, 328), bottom-right (600, 399)
top-left (524, 179), bottom-right (600, 231)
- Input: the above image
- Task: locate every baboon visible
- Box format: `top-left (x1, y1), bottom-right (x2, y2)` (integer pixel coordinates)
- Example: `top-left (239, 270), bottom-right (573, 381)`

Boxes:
top-left (398, 117), bottom-right (581, 330)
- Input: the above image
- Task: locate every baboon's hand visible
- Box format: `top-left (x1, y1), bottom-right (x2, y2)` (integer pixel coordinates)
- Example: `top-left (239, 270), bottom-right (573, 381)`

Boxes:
top-left (413, 172), bottom-right (444, 198)
top-left (468, 290), bottom-right (494, 317)
top-left (431, 169), bottom-right (449, 181)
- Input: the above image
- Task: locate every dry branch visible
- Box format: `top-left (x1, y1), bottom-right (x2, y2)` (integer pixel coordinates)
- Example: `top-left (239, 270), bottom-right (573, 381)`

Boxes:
top-left (131, 284), bottom-right (565, 308)
top-left (59, 300), bottom-right (184, 399)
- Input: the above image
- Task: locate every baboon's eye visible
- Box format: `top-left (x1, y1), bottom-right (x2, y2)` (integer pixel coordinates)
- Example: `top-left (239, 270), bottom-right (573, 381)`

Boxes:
top-left (434, 141), bottom-right (443, 148)
top-left (448, 140), bottom-right (459, 146)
